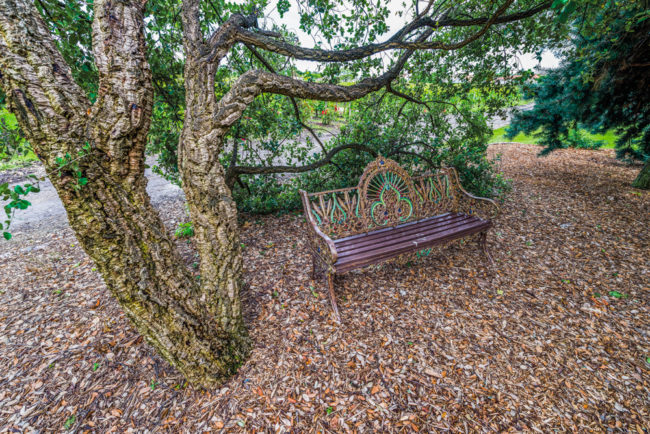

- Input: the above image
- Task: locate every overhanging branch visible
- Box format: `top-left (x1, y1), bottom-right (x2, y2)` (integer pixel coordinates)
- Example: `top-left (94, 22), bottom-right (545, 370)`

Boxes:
top-left (234, 0), bottom-right (550, 62)
top-left (229, 143), bottom-right (378, 176)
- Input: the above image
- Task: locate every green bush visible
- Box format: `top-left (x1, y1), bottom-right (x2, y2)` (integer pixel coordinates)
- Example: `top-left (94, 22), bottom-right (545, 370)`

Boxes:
top-left (231, 91), bottom-right (509, 214)
top-left (0, 108), bottom-right (32, 163)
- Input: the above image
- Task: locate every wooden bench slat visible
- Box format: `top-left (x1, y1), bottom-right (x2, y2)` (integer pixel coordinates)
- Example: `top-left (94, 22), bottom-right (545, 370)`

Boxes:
top-left (335, 213), bottom-right (470, 253)
top-left (336, 215), bottom-right (483, 257)
top-left (335, 217), bottom-right (490, 271)
top-left (334, 212), bottom-right (454, 244)
top-left (334, 222), bottom-right (489, 272)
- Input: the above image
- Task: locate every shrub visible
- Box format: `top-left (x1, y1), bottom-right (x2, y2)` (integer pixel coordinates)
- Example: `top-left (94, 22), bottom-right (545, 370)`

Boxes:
top-left (231, 91), bottom-right (510, 214)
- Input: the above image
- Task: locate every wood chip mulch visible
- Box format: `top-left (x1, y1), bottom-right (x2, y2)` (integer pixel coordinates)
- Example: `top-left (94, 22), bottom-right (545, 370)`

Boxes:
top-left (1, 143), bottom-right (648, 432)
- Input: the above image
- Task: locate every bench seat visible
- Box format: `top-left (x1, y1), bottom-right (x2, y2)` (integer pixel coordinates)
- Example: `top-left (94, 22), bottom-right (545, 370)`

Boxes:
top-left (300, 155), bottom-right (499, 322)
top-left (334, 213), bottom-right (491, 272)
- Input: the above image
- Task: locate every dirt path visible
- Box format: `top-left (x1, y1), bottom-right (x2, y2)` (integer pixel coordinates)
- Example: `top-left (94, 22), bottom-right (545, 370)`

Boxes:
top-left (1, 144), bottom-right (648, 432)
top-left (1, 157), bottom-right (183, 234)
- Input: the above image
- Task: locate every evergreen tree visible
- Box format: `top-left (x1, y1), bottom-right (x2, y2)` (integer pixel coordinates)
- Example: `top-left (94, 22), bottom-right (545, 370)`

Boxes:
top-left (507, 2), bottom-right (650, 189)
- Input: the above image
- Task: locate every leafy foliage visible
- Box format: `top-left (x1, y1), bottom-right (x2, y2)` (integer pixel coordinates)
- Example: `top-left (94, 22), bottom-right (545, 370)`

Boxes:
top-left (136, 0), bottom-right (570, 205)
top-left (0, 175), bottom-right (41, 240)
top-left (507, 1), bottom-right (650, 186)
top-left (174, 222), bottom-right (195, 238)
top-left (231, 85), bottom-right (511, 214)
top-left (2, 0), bottom-right (579, 224)
top-left (0, 108), bottom-right (29, 161)
top-left (54, 147), bottom-right (91, 191)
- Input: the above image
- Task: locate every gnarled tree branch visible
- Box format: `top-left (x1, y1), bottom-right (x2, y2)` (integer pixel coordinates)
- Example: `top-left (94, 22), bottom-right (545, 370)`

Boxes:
top-left (0, 0), bottom-right (89, 163)
top-left (234, 0), bottom-right (549, 62)
top-left (230, 142), bottom-right (378, 177)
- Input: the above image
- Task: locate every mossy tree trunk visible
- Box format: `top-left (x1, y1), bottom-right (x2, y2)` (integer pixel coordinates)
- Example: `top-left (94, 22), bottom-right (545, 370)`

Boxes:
top-left (632, 160), bottom-right (650, 190)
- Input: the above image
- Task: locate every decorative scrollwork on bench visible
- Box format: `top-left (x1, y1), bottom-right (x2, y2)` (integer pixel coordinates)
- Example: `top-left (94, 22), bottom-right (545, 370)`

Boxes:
top-left (357, 156), bottom-right (419, 229)
top-left (300, 190), bottom-right (338, 268)
top-left (413, 168), bottom-right (458, 219)
top-left (304, 188), bottom-right (365, 238)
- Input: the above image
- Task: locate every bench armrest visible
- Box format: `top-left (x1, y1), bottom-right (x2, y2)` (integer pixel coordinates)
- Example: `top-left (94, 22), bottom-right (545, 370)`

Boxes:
top-left (299, 190), bottom-right (338, 265)
top-left (448, 168), bottom-right (500, 220)
top-left (458, 190), bottom-right (500, 220)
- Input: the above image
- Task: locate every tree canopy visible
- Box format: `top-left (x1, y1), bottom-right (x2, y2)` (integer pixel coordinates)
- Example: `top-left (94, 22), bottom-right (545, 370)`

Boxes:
top-left (507, 0), bottom-right (650, 188)
top-left (16, 0), bottom-right (565, 190)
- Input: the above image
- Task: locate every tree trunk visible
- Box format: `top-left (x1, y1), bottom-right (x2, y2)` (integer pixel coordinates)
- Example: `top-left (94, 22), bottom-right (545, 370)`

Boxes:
top-left (632, 160), bottom-right (650, 190)
top-left (178, 58), bottom-right (251, 377)
top-left (0, 0), bottom-right (249, 387)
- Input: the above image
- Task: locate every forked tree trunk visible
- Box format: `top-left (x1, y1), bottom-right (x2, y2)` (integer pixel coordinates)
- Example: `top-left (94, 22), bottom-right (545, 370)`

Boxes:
top-left (0, 0), bottom-right (249, 387)
top-left (632, 160), bottom-right (650, 190)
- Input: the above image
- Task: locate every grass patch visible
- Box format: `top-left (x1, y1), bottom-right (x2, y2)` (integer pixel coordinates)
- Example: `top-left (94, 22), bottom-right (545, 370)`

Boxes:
top-left (0, 151), bottom-right (39, 171)
top-left (489, 126), bottom-right (618, 148)
top-left (489, 126), bottom-right (538, 144)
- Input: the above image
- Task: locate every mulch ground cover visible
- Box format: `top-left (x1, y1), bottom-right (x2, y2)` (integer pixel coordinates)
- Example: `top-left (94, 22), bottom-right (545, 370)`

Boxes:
top-left (0, 143), bottom-right (648, 432)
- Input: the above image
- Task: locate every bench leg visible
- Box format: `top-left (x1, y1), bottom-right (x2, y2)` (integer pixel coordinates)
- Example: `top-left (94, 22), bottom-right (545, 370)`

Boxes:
top-left (327, 272), bottom-right (342, 323)
top-left (479, 231), bottom-right (495, 266)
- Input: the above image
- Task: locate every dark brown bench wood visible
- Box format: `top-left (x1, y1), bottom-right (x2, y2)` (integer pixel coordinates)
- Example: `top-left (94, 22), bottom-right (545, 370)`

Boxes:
top-left (299, 155), bottom-right (499, 322)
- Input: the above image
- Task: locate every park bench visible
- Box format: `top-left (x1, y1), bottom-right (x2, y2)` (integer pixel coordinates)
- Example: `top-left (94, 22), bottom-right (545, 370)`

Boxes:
top-left (299, 155), bottom-right (499, 321)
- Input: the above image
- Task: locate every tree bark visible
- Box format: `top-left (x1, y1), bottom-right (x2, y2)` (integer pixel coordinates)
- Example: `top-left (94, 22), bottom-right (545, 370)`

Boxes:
top-left (632, 160), bottom-right (650, 190)
top-left (0, 0), bottom-right (249, 387)
top-left (178, 4), bottom-right (251, 362)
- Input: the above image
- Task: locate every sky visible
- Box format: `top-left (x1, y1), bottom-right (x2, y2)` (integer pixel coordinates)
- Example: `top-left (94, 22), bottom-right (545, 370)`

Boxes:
top-left (254, 0), bottom-right (560, 72)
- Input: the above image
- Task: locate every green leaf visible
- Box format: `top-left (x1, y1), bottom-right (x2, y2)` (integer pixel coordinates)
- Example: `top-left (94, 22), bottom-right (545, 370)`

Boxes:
top-left (497, 289), bottom-right (504, 295)
top-left (63, 415), bottom-right (76, 430)
top-left (608, 291), bottom-right (623, 299)
top-left (3, 232), bottom-right (11, 240)
top-left (557, 1), bottom-right (578, 23)
top-left (16, 200), bottom-right (30, 210)
top-left (551, 0), bottom-right (568, 9)
top-left (277, 0), bottom-right (290, 18)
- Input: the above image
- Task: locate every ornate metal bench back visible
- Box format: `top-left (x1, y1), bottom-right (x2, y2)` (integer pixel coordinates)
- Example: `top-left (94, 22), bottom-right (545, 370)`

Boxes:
top-left (412, 167), bottom-right (460, 218)
top-left (301, 157), bottom-right (470, 240)
top-left (303, 187), bottom-right (366, 238)
top-left (357, 156), bottom-right (420, 228)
